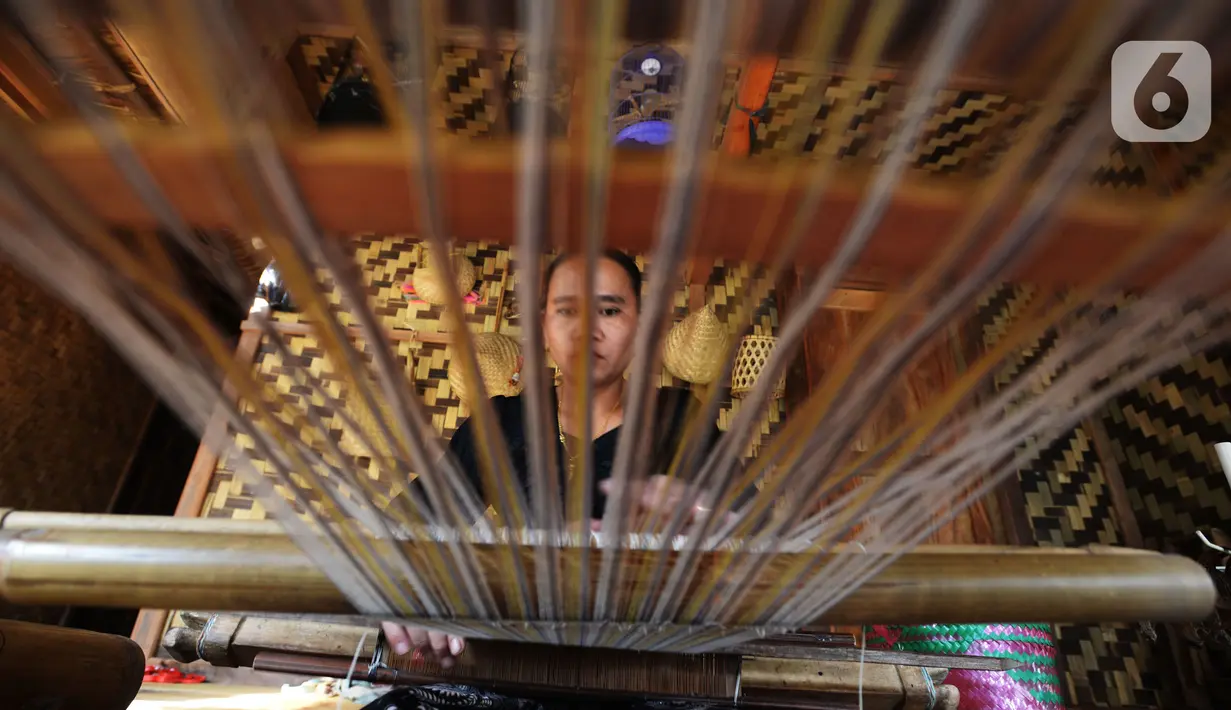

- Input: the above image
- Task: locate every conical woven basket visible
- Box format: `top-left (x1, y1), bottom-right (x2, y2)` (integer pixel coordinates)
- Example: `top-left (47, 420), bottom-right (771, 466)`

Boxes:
top-left (413, 249), bottom-right (477, 305)
top-left (448, 332), bottom-right (524, 405)
top-left (663, 304), bottom-right (730, 384)
top-left (730, 335), bottom-right (784, 399)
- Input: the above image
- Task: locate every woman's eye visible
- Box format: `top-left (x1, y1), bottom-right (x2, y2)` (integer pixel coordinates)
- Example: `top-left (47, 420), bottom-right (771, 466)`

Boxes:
top-left (557, 307), bottom-right (576, 317)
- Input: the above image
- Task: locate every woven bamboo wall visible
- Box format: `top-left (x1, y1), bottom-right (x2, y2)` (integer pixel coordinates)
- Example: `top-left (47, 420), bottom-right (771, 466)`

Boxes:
top-left (1099, 347), bottom-right (1231, 551)
top-left (977, 284), bottom-right (1167, 708)
top-left (0, 261), bottom-right (155, 624)
top-left (979, 289), bottom-right (1231, 707)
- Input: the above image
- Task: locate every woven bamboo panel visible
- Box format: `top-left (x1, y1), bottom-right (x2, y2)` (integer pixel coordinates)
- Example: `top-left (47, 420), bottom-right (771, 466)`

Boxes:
top-left (282, 36), bottom-right (1222, 195)
top-left (287, 35), bottom-right (351, 118)
top-left (1099, 345), bottom-right (1231, 549)
top-left (976, 283), bottom-right (1162, 708)
top-left (270, 236), bottom-right (508, 335)
top-left (433, 45), bottom-right (514, 138)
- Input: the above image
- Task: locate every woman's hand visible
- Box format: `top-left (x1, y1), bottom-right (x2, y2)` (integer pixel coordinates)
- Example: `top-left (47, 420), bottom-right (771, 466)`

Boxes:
top-left (380, 621), bottom-right (465, 668)
top-left (595, 476), bottom-right (736, 531)
top-left (598, 475), bottom-right (709, 518)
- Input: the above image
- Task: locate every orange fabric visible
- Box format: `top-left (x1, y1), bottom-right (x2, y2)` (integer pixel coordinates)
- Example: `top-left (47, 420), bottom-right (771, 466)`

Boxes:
top-left (721, 57), bottom-right (778, 156)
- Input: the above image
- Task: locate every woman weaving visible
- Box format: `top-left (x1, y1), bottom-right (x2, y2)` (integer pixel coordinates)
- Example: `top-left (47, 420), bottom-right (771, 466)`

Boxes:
top-left (382, 249), bottom-right (724, 666)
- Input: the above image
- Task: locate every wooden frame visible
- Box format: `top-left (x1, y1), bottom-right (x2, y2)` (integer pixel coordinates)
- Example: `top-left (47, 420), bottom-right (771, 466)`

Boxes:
top-left (22, 126), bottom-right (1224, 290)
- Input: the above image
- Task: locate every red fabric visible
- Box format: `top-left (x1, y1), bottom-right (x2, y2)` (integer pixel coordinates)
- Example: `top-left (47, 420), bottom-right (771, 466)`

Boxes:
top-left (144, 665), bottom-right (206, 684)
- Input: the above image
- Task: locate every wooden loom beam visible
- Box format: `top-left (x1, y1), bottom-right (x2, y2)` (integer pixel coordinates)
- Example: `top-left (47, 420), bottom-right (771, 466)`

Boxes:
top-left (159, 610), bottom-right (1008, 672)
top-left (0, 526), bottom-right (1215, 626)
top-left (21, 126), bottom-right (1226, 290)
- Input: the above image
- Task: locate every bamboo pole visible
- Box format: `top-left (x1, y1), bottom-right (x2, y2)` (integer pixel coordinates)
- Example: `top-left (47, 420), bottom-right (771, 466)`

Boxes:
top-left (0, 509), bottom-right (283, 535)
top-left (0, 528), bottom-right (1214, 626)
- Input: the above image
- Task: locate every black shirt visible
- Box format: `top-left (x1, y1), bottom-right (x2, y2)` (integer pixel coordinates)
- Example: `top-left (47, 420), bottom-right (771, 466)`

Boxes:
top-left (446, 387), bottom-right (721, 519)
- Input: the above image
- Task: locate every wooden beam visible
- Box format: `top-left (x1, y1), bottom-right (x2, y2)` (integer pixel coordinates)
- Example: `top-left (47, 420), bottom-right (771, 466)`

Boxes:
top-left (0, 27), bottom-right (73, 120)
top-left (129, 327), bottom-right (262, 659)
top-left (23, 126), bottom-right (1223, 289)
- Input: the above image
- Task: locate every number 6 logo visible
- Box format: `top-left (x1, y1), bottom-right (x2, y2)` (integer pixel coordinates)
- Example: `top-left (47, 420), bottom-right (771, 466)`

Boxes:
top-left (1112, 41), bottom-right (1211, 143)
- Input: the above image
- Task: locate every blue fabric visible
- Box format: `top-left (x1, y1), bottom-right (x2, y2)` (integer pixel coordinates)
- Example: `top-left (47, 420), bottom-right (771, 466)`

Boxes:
top-left (614, 120), bottom-right (674, 147)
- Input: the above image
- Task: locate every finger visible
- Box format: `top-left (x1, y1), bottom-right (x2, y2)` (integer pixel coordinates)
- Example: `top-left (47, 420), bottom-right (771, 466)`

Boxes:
top-left (449, 636), bottom-right (466, 656)
top-left (381, 622), bottom-right (412, 656)
top-left (639, 476), bottom-right (665, 511)
top-left (643, 476), bottom-right (685, 512)
top-left (428, 631), bottom-right (452, 667)
top-left (407, 627), bottom-right (430, 654)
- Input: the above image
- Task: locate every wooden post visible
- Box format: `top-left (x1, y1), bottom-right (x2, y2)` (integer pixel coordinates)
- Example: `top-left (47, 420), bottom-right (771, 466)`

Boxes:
top-left (129, 327), bottom-right (262, 658)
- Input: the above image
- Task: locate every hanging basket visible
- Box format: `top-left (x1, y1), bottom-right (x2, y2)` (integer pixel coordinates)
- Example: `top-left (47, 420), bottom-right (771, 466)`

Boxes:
top-left (448, 333), bottom-right (524, 405)
top-left (663, 304), bottom-right (730, 384)
top-left (413, 249), bottom-right (477, 306)
top-left (730, 335), bottom-right (784, 399)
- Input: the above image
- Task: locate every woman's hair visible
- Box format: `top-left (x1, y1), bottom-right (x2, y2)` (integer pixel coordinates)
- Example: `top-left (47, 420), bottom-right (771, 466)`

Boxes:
top-left (542, 249), bottom-right (642, 310)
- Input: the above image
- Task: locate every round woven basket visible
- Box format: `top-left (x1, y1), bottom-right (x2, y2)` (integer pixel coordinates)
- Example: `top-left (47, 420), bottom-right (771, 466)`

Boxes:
top-left (663, 304), bottom-right (730, 384)
top-left (413, 249), bottom-right (477, 305)
top-left (448, 332), bottom-right (524, 405)
top-left (730, 335), bottom-right (784, 399)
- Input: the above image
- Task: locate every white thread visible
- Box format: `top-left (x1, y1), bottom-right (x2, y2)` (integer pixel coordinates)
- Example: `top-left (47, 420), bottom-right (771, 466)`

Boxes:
top-left (339, 630), bottom-right (371, 710)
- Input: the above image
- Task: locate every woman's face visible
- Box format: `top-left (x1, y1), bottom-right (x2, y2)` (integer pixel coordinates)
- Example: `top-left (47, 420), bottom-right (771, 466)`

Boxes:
top-left (543, 256), bottom-right (639, 388)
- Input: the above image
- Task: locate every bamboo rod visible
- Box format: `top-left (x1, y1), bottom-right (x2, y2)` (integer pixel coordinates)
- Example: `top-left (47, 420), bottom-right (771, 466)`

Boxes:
top-left (0, 528), bottom-right (1214, 626)
top-left (0, 509), bottom-right (1164, 554)
top-left (0, 509), bottom-right (283, 535)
